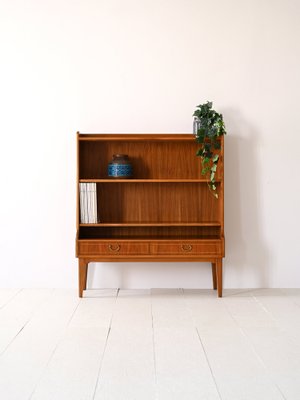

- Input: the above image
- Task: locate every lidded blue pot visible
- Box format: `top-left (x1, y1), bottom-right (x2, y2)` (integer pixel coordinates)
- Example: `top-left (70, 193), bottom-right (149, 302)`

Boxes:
top-left (108, 154), bottom-right (132, 178)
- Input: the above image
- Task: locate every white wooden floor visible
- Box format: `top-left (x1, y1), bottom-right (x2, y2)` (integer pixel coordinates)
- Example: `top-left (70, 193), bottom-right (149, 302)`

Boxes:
top-left (0, 289), bottom-right (300, 400)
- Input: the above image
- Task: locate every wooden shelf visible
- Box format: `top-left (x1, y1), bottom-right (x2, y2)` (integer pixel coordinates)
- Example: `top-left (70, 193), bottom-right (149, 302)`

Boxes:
top-left (79, 179), bottom-right (221, 183)
top-left (79, 235), bottom-right (222, 241)
top-left (78, 133), bottom-right (196, 141)
top-left (79, 222), bottom-right (221, 227)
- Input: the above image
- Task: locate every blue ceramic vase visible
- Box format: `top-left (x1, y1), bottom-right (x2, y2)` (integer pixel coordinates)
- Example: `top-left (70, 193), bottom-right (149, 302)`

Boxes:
top-left (108, 154), bottom-right (132, 178)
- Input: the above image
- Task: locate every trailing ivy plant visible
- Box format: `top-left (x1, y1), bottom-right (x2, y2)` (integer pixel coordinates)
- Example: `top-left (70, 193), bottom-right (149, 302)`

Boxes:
top-left (193, 101), bottom-right (226, 198)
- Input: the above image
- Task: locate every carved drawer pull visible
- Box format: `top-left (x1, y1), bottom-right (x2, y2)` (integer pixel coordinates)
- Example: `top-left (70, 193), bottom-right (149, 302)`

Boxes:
top-left (181, 244), bottom-right (193, 252)
top-left (108, 244), bottom-right (120, 252)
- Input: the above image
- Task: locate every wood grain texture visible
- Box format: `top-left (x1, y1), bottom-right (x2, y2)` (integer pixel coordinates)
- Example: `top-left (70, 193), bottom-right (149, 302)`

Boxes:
top-left (78, 259), bottom-right (88, 298)
top-left (211, 262), bottom-right (217, 290)
top-left (216, 259), bottom-right (223, 297)
top-left (77, 239), bottom-right (224, 259)
top-left (96, 182), bottom-right (220, 223)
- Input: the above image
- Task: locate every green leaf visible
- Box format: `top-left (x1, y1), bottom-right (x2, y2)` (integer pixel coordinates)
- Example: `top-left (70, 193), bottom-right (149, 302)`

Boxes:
top-left (196, 134), bottom-right (205, 144)
top-left (212, 154), bottom-right (219, 163)
top-left (211, 164), bottom-right (217, 172)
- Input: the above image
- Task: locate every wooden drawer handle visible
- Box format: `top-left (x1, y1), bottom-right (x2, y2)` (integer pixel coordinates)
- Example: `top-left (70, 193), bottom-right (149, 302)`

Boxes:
top-left (181, 244), bottom-right (193, 252)
top-left (108, 244), bottom-right (120, 252)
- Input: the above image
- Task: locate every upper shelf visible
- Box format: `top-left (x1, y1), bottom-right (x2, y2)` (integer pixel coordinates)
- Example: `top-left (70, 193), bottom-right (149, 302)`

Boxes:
top-left (78, 135), bottom-right (223, 181)
top-left (78, 133), bottom-right (195, 141)
top-left (79, 179), bottom-right (221, 183)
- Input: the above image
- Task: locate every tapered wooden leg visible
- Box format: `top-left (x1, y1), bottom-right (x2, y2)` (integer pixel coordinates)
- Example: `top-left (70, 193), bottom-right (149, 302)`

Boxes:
top-left (211, 262), bottom-right (217, 290)
top-left (78, 259), bottom-right (88, 298)
top-left (216, 259), bottom-right (223, 298)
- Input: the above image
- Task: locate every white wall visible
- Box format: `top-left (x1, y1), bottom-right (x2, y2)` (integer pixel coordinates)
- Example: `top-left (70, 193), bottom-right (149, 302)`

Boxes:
top-left (1, 0), bottom-right (300, 289)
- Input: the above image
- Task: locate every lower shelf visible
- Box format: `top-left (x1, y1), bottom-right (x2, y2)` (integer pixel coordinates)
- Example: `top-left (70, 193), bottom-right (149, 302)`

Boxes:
top-left (79, 225), bottom-right (221, 239)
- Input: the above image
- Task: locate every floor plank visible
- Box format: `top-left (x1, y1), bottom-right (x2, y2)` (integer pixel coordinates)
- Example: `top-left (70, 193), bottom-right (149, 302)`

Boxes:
top-left (183, 289), bottom-right (237, 330)
top-left (154, 327), bottom-right (220, 400)
top-left (0, 290), bottom-right (79, 400)
top-left (152, 289), bottom-right (220, 399)
top-left (0, 289), bottom-right (21, 309)
top-left (151, 288), bottom-right (194, 329)
top-left (30, 290), bottom-right (118, 400)
top-left (184, 290), bottom-right (285, 400)
top-left (93, 290), bottom-right (156, 400)
top-left (224, 291), bottom-right (300, 400)
top-left (253, 290), bottom-right (300, 328)
top-left (0, 289), bottom-right (53, 355)
top-left (111, 289), bottom-right (152, 330)
top-left (241, 326), bottom-right (300, 400)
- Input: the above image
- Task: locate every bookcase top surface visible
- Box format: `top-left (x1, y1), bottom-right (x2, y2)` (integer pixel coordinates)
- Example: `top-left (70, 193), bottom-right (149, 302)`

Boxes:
top-left (77, 133), bottom-right (195, 141)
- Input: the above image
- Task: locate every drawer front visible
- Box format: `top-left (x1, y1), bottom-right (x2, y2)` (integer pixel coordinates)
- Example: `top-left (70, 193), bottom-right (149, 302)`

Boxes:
top-left (150, 241), bottom-right (222, 256)
top-left (78, 241), bottom-right (149, 256)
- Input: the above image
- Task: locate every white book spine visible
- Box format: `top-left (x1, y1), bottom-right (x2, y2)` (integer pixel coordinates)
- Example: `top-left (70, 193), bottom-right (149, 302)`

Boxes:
top-left (89, 183), bottom-right (94, 223)
top-left (87, 183), bottom-right (91, 224)
top-left (83, 183), bottom-right (87, 223)
top-left (79, 183), bottom-right (84, 223)
top-left (87, 183), bottom-right (95, 224)
top-left (93, 183), bottom-right (98, 223)
top-left (91, 183), bottom-right (95, 223)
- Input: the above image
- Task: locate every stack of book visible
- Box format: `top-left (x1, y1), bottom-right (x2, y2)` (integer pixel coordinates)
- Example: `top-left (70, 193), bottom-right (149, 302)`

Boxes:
top-left (79, 183), bottom-right (98, 223)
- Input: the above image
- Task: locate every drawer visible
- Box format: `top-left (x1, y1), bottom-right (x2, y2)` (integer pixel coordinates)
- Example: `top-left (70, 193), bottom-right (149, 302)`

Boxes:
top-left (150, 241), bottom-right (222, 256)
top-left (78, 241), bottom-right (149, 256)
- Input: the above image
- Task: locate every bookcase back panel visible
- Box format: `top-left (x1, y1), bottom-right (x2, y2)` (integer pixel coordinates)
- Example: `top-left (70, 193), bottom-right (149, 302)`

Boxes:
top-left (79, 140), bottom-right (223, 180)
top-left (97, 183), bottom-right (220, 223)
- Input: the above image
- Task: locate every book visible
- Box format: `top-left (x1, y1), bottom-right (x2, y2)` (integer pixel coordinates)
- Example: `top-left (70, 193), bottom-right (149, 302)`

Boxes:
top-left (94, 183), bottom-right (98, 222)
top-left (79, 183), bottom-right (85, 223)
top-left (79, 182), bottom-right (98, 223)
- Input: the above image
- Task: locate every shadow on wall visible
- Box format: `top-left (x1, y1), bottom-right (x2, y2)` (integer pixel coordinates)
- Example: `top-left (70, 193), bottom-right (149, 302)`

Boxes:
top-left (224, 110), bottom-right (271, 287)
top-left (87, 114), bottom-right (271, 290)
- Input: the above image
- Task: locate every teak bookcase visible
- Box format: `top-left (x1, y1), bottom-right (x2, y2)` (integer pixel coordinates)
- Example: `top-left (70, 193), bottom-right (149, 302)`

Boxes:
top-left (76, 133), bottom-right (225, 297)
